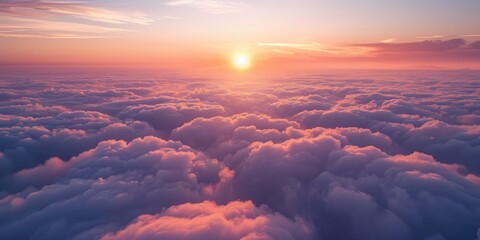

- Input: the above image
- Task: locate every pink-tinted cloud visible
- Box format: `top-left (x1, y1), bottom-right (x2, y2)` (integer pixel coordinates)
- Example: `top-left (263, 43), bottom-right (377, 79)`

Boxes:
top-left (0, 69), bottom-right (479, 240)
top-left (351, 38), bottom-right (480, 61)
top-left (102, 201), bottom-right (313, 240)
top-left (471, 41), bottom-right (480, 50)
top-left (355, 38), bottom-right (467, 53)
top-left (0, 136), bottom-right (233, 239)
top-left (259, 38), bottom-right (480, 63)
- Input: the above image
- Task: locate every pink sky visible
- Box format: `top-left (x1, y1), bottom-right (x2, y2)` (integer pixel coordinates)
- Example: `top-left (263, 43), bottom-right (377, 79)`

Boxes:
top-left (1, 0), bottom-right (479, 71)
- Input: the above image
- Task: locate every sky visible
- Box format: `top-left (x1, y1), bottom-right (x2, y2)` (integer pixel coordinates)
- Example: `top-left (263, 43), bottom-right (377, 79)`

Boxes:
top-left (1, 2), bottom-right (480, 240)
top-left (1, 0), bottom-right (480, 71)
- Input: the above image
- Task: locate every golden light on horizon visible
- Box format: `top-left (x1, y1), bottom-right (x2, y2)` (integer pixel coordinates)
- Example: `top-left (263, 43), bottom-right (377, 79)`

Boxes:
top-left (232, 53), bottom-right (251, 70)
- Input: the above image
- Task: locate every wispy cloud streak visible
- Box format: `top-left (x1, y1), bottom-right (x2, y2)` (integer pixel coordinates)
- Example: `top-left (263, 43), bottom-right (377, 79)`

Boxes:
top-left (259, 38), bottom-right (480, 62)
top-left (165, 0), bottom-right (246, 14)
top-left (258, 42), bottom-right (371, 56)
top-left (0, 0), bottom-right (152, 38)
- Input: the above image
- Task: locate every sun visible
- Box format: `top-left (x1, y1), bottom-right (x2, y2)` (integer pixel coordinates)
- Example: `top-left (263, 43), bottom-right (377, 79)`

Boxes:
top-left (232, 53), bottom-right (251, 70)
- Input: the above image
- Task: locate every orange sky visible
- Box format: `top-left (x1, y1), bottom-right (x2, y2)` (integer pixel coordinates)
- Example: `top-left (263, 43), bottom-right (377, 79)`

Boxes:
top-left (1, 0), bottom-right (479, 72)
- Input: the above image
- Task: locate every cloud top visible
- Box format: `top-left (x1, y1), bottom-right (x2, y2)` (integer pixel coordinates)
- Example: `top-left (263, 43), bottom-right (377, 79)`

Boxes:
top-left (0, 69), bottom-right (479, 239)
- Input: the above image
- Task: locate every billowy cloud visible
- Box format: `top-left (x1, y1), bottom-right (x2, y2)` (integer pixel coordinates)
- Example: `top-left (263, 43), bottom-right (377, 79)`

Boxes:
top-left (102, 201), bottom-right (313, 240)
top-left (0, 69), bottom-right (479, 239)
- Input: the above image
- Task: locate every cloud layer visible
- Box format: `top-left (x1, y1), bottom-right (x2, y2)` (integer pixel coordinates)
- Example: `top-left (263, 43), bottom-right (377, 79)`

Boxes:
top-left (0, 69), bottom-right (479, 239)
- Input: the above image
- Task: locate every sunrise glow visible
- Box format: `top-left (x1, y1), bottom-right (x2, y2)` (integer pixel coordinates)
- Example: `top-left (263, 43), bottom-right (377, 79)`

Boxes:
top-left (232, 53), bottom-right (251, 70)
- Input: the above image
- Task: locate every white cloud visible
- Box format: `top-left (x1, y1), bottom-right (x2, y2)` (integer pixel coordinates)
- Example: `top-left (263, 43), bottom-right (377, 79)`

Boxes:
top-left (165, 0), bottom-right (246, 14)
